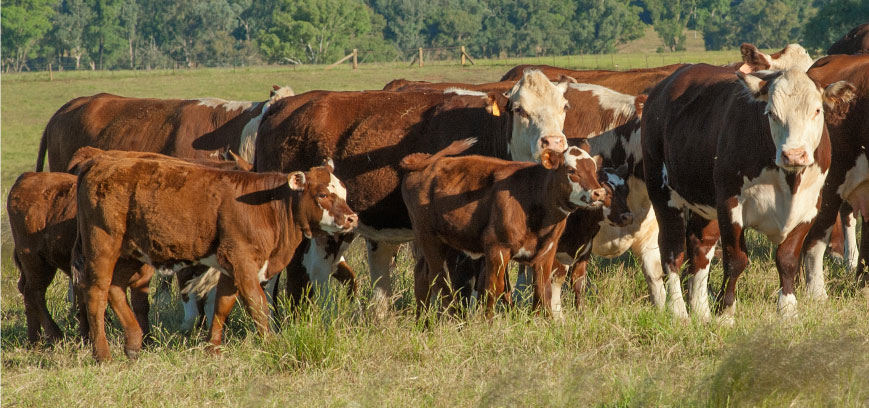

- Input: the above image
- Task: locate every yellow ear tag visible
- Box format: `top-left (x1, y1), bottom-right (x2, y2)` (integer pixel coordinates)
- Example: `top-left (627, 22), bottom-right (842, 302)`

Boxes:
top-left (491, 102), bottom-right (500, 117)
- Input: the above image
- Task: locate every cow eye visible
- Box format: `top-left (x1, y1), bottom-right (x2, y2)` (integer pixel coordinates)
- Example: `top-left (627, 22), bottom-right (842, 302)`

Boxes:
top-left (563, 104), bottom-right (570, 112)
top-left (318, 193), bottom-right (328, 199)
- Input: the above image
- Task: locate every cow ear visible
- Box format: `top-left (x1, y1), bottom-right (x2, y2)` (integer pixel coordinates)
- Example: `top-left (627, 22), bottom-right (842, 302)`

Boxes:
top-left (823, 80), bottom-right (857, 125)
top-left (323, 158), bottom-right (335, 173)
top-left (616, 163), bottom-right (630, 178)
top-left (228, 150), bottom-right (253, 171)
top-left (740, 43), bottom-right (769, 72)
top-left (592, 154), bottom-right (603, 169)
top-left (486, 91), bottom-right (509, 117)
top-left (556, 75), bottom-right (575, 93)
top-left (287, 171), bottom-right (307, 191)
top-left (634, 94), bottom-right (647, 117)
top-left (737, 72), bottom-right (769, 102)
top-left (540, 149), bottom-right (563, 170)
top-left (273, 84), bottom-right (280, 91)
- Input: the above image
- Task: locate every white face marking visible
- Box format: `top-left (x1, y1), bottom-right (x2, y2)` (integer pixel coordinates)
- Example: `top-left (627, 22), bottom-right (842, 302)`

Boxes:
top-left (767, 44), bottom-right (814, 72)
top-left (762, 70), bottom-right (826, 169)
top-left (327, 173), bottom-right (348, 200)
top-left (462, 250), bottom-right (484, 260)
top-left (563, 147), bottom-right (601, 208)
top-left (508, 70), bottom-right (569, 162)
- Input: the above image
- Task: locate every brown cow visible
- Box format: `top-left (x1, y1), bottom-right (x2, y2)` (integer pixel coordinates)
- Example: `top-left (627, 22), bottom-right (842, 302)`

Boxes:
top-left (500, 64), bottom-right (686, 95)
top-left (642, 64), bottom-right (855, 322)
top-left (255, 70), bottom-right (572, 317)
top-left (804, 53), bottom-right (869, 296)
top-left (827, 23), bottom-right (869, 55)
top-left (36, 85), bottom-right (293, 172)
top-left (73, 155), bottom-right (356, 361)
top-left (7, 172), bottom-right (153, 344)
top-left (401, 140), bottom-right (606, 317)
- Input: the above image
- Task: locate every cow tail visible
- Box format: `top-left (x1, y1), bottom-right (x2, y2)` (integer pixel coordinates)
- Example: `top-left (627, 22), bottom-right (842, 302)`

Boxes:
top-left (35, 128), bottom-right (48, 172)
top-left (399, 138), bottom-right (477, 172)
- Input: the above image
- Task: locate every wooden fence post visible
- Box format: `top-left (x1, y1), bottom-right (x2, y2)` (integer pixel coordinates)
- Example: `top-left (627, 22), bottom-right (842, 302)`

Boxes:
top-left (461, 46), bottom-right (466, 65)
top-left (419, 48), bottom-right (423, 67)
top-left (352, 49), bottom-right (358, 70)
top-left (48, 62), bottom-right (53, 81)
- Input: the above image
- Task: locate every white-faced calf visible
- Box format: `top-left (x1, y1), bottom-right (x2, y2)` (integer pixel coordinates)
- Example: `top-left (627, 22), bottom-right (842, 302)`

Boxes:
top-left (401, 140), bottom-right (606, 317)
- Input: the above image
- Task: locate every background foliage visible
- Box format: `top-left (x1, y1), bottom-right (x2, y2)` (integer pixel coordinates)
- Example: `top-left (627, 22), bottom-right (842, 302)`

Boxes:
top-left (1, 0), bottom-right (865, 71)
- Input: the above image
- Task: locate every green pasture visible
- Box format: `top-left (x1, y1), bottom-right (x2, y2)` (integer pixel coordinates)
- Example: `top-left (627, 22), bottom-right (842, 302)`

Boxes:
top-left (2, 51), bottom-right (868, 407)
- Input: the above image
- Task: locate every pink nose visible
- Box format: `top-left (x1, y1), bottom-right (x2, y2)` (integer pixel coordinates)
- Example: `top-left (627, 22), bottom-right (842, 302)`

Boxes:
top-left (345, 214), bottom-right (358, 228)
top-left (540, 136), bottom-right (566, 152)
top-left (782, 148), bottom-right (809, 167)
top-left (590, 188), bottom-right (606, 202)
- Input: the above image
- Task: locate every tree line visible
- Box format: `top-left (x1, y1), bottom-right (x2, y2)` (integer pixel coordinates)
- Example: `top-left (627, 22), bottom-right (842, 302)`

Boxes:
top-left (2, 0), bottom-right (866, 72)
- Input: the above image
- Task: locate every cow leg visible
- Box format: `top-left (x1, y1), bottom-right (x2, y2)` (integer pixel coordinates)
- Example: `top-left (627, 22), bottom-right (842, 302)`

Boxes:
top-left (631, 233), bottom-right (667, 309)
top-left (446, 251), bottom-right (482, 315)
top-left (514, 265), bottom-right (532, 306)
top-left (127, 263), bottom-right (154, 343)
top-left (332, 258), bottom-right (357, 297)
top-left (775, 222), bottom-right (813, 318)
top-left (570, 259), bottom-right (588, 309)
top-left (858, 217), bottom-right (869, 290)
top-left (82, 257), bottom-right (117, 362)
top-left (15, 253), bottom-right (63, 344)
top-left (482, 247), bottom-right (510, 319)
top-left (803, 224), bottom-right (834, 302)
top-left (716, 200), bottom-right (749, 324)
top-left (106, 268), bottom-right (143, 360)
top-left (550, 263), bottom-right (568, 319)
top-left (261, 274), bottom-right (279, 332)
top-left (842, 205), bottom-right (859, 270)
top-left (232, 260), bottom-right (271, 336)
top-left (208, 273), bottom-right (239, 351)
top-left (684, 215), bottom-right (719, 321)
top-left (532, 255), bottom-right (556, 317)
top-left (366, 239), bottom-right (401, 319)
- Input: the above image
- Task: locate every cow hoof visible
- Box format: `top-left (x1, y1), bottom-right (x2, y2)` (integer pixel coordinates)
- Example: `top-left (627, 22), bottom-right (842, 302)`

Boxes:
top-left (716, 314), bottom-right (735, 327)
top-left (668, 301), bottom-right (689, 321)
top-left (124, 348), bottom-right (140, 360)
top-left (206, 344), bottom-right (223, 356)
top-left (777, 292), bottom-right (798, 319)
top-left (804, 288), bottom-right (828, 302)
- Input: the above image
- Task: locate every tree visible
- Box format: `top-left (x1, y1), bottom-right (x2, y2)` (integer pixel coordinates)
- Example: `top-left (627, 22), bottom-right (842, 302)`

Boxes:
top-left (119, 0), bottom-right (140, 69)
top-left (53, 0), bottom-right (94, 69)
top-left (702, 0), bottom-right (817, 50)
top-left (1, 0), bottom-right (55, 72)
top-left (367, 0), bottom-right (434, 51)
top-left (571, 0), bottom-right (645, 54)
top-left (803, 0), bottom-right (869, 53)
top-left (85, 0), bottom-right (124, 69)
top-left (643, 0), bottom-right (694, 52)
top-left (260, 0), bottom-right (373, 64)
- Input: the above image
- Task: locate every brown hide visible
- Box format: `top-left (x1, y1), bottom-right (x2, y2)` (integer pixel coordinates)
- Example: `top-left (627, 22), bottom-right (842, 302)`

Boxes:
top-left (828, 23), bottom-right (869, 55)
top-left (499, 64), bottom-right (685, 95)
top-left (38, 93), bottom-right (266, 172)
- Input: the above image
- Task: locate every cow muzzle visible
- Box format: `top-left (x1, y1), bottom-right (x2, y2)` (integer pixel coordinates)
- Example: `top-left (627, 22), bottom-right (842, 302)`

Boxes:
top-left (539, 136), bottom-right (566, 153)
top-left (781, 148), bottom-right (811, 169)
top-left (617, 212), bottom-right (634, 226)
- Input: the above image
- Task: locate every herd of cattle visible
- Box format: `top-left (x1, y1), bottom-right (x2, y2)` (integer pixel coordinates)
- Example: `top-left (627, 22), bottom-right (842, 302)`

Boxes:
top-left (8, 24), bottom-right (869, 361)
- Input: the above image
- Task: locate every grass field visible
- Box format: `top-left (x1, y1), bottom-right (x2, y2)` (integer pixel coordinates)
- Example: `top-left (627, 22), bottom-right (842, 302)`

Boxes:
top-left (3, 51), bottom-right (869, 407)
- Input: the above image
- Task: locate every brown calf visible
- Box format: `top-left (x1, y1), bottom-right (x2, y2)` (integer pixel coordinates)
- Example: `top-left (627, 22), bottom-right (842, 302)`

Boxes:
top-left (401, 140), bottom-right (606, 317)
top-left (73, 156), bottom-right (356, 361)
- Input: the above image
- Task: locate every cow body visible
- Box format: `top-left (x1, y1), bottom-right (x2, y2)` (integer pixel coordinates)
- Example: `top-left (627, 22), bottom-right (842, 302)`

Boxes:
top-left (74, 156), bottom-right (356, 361)
top-left (499, 64), bottom-right (685, 95)
top-left (643, 64), bottom-right (854, 321)
top-left (804, 54), bottom-right (869, 295)
top-left (828, 23), bottom-right (869, 55)
top-left (37, 92), bottom-right (270, 172)
top-left (401, 142), bottom-right (606, 317)
top-left (7, 172), bottom-right (154, 344)
top-left (255, 71), bottom-right (571, 317)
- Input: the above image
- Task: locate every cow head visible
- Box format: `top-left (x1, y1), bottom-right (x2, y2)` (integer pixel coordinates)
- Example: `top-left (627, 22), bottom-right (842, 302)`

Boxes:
top-left (290, 159), bottom-right (357, 238)
top-left (739, 43), bottom-right (814, 73)
top-left (541, 146), bottom-right (607, 212)
top-left (600, 164), bottom-right (633, 227)
top-left (269, 85), bottom-right (295, 103)
top-left (739, 69), bottom-right (856, 171)
top-left (507, 70), bottom-right (571, 163)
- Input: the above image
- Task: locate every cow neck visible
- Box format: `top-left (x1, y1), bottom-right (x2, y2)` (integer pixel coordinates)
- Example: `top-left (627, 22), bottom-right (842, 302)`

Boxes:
top-left (538, 166), bottom-right (575, 226)
top-left (479, 111), bottom-right (513, 160)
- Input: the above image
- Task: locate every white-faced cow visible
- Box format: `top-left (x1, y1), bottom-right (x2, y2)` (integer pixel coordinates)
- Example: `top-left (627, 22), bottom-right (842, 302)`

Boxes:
top-left (254, 70), bottom-right (572, 318)
top-left (803, 53), bottom-right (869, 297)
top-left (642, 64), bottom-right (855, 322)
top-left (73, 155), bottom-right (356, 361)
top-left (401, 140), bottom-right (606, 317)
